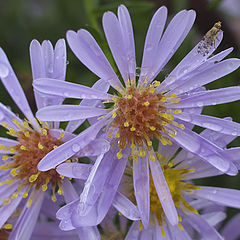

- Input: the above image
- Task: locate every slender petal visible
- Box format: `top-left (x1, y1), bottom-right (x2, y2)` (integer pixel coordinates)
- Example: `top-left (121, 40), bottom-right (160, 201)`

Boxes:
top-left (66, 30), bottom-right (122, 89)
top-left (149, 155), bottom-right (178, 225)
top-left (112, 192), bottom-right (140, 220)
top-left (118, 5), bottom-right (136, 80)
top-left (184, 213), bottom-right (223, 240)
top-left (9, 190), bottom-right (44, 240)
top-left (172, 86), bottom-right (240, 108)
top-left (173, 127), bottom-right (237, 174)
top-left (171, 58), bottom-right (240, 95)
top-left (192, 186), bottom-right (240, 209)
top-left (133, 155), bottom-right (149, 228)
top-left (139, 6), bottom-right (167, 84)
top-left (66, 79), bottom-right (109, 133)
top-left (158, 31), bottom-right (223, 92)
top-left (103, 11), bottom-right (129, 82)
top-left (0, 137), bottom-right (18, 154)
top-left (125, 221), bottom-right (140, 240)
top-left (221, 214), bottom-right (240, 240)
top-left (33, 78), bottom-right (112, 100)
top-left (38, 117), bottom-right (109, 171)
top-left (175, 112), bottom-right (240, 136)
top-left (36, 105), bottom-right (109, 121)
top-left (0, 49), bottom-right (38, 129)
top-left (76, 226), bottom-right (100, 240)
top-left (57, 163), bottom-right (92, 180)
top-left (0, 103), bottom-right (23, 130)
top-left (148, 10), bottom-right (196, 82)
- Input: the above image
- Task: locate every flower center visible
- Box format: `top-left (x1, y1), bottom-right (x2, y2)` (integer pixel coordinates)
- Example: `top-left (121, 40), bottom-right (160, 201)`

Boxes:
top-left (109, 80), bottom-right (184, 161)
top-left (0, 119), bottom-right (66, 207)
top-left (149, 158), bottom-right (200, 235)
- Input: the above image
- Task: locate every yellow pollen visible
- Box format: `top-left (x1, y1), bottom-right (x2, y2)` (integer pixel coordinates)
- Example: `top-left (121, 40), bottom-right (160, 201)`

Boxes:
top-left (149, 126), bottom-right (156, 131)
top-left (53, 145), bottom-right (58, 149)
top-left (152, 81), bottom-right (160, 87)
top-left (116, 151), bottom-right (123, 159)
top-left (112, 112), bottom-right (117, 118)
top-left (97, 115), bottom-right (105, 120)
top-left (3, 224), bottom-right (12, 230)
top-left (20, 145), bottom-right (27, 150)
top-left (124, 121), bottom-right (129, 127)
top-left (42, 184), bottom-right (48, 191)
top-left (24, 131), bottom-right (30, 137)
top-left (178, 223), bottom-right (183, 230)
top-left (60, 132), bottom-right (65, 139)
top-left (147, 140), bottom-right (152, 146)
top-left (38, 142), bottom-right (44, 150)
top-left (29, 172), bottom-right (40, 183)
top-left (10, 168), bottom-right (19, 177)
top-left (51, 193), bottom-right (57, 202)
top-left (138, 149), bottom-right (146, 157)
top-left (2, 155), bottom-right (10, 161)
top-left (161, 227), bottom-right (165, 238)
top-left (126, 94), bottom-right (132, 99)
top-left (130, 126), bottom-right (136, 132)
top-left (3, 198), bottom-right (11, 205)
top-left (115, 132), bottom-right (120, 138)
top-left (150, 154), bottom-right (155, 162)
top-left (169, 93), bottom-right (177, 98)
top-left (27, 198), bottom-right (32, 208)
top-left (143, 101), bottom-right (150, 106)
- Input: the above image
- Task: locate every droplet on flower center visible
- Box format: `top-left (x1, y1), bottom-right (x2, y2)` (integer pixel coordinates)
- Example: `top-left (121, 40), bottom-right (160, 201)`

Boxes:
top-left (0, 119), bottom-right (66, 206)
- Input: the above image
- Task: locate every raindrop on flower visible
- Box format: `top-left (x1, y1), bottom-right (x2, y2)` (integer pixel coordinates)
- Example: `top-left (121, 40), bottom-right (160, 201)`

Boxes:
top-left (0, 63), bottom-right (9, 78)
top-left (72, 143), bottom-right (80, 152)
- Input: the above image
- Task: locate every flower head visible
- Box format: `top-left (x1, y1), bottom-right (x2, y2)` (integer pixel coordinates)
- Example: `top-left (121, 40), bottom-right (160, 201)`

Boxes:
top-left (34, 4), bottom-right (240, 229)
top-left (0, 39), bottom-right (108, 239)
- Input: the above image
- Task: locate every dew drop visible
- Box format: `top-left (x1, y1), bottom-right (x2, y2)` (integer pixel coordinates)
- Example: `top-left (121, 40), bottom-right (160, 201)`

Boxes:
top-left (196, 101), bottom-right (204, 107)
top-left (72, 143), bottom-right (80, 152)
top-left (0, 63), bottom-right (9, 78)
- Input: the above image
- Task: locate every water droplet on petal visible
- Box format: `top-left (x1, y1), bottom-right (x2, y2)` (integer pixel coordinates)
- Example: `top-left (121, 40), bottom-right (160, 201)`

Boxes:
top-left (0, 63), bottom-right (9, 78)
top-left (72, 143), bottom-right (80, 152)
top-left (197, 101), bottom-right (203, 107)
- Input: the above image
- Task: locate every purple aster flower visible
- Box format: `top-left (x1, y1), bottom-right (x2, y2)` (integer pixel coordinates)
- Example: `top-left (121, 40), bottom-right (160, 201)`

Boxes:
top-left (112, 127), bottom-right (240, 239)
top-left (0, 39), bottom-right (108, 239)
top-left (34, 4), bottom-right (240, 229)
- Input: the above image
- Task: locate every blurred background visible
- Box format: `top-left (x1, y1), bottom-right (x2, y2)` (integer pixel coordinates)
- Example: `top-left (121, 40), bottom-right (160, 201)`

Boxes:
top-left (0, 0), bottom-right (239, 230)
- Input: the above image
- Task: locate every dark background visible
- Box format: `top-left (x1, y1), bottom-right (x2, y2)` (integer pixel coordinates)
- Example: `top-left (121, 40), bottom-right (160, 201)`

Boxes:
top-left (0, 0), bottom-right (239, 230)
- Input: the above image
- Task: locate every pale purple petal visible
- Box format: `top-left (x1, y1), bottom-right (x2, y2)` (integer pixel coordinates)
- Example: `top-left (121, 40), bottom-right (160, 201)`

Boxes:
top-left (76, 226), bottom-right (100, 240)
top-left (112, 192), bottom-right (140, 220)
top-left (9, 190), bottom-right (44, 240)
top-left (125, 221), bottom-right (140, 240)
top-left (62, 178), bottom-right (78, 203)
top-left (0, 103), bottom-right (23, 130)
top-left (202, 211), bottom-right (226, 227)
top-left (221, 213), bottom-right (240, 240)
top-left (158, 31), bottom-right (224, 92)
top-left (158, 143), bottom-right (179, 161)
top-left (36, 105), bottom-right (109, 121)
top-left (148, 10), bottom-right (196, 82)
top-left (118, 5), bottom-right (136, 80)
top-left (171, 58), bottom-right (240, 95)
top-left (139, 6), bottom-right (167, 84)
top-left (192, 186), bottom-right (240, 209)
top-left (0, 195), bottom-right (22, 228)
top-left (38, 117), bottom-right (108, 171)
top-left (0, 49), bottom-right (38, 129)
top-left (49, 129), bottom-right (75, 142)
top-left (173, 87), bottom-right (240, 108)
top-left (184, 212), bottom-right (223, 240)
top-left (0, 137), bottom-right (18, 154)
top-left (0, 182), bottom-right (19, 205)
top-left (175, 112), bottom-right (240, 136)
top-left (66, 30), bottom-right (122, 89)
top-left (58, 163), bottom-right (92, 180)
top-left (167, 223), bottom-right (192, 240)
top-left (66, 79), bottom-right (109, 132)
top-left (149, 155), bottom-right (178, 225)
top-left (133, 155), bottom-right (149, 228)
top-left (173, 128), bottom-right (237, 174)
top-left (103, 11), bottom-right (129, 82)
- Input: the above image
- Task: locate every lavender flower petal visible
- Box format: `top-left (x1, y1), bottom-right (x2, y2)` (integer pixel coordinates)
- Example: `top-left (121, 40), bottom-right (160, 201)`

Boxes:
top-left (133, 155), bottom-right (149, 228)
top-left (66, 30), bottom-right (122, 89)
top-left (57, 163), bottom-right (92, 180)
top-left (0, 137), bottom-right (18, 154)
top-left (36, 105), bottom-right (109, 121)
top-left (76, 227), bottom-right (100, 240)
top-left (192, 186), bottom-right (240, 209)
top-left (184, 213), bottom-right (223, 240)
top-left (66, 79), bottom-right (109, 132)
top-left (9, 190), bottom-right (44, 240)
top-left (112, 192), bottom-right (140, 220)
top-left (0, 49), bottom-right (38, 129)
top-left (33, 78), bottom-right (112, 100)
top-left (139, 6), bottom-right (167, 84)
top-left (149, 155), bottom-right (178, 225)
top-left (173, 128), bottom-right (237, 174)
top-left (149, 10), bottom-right (196, 82)
top-left (175, 112), bottom-right (240, 136)
top-left (124, 221), bottom-right (140, 240)
top-left (118, 5), bottom-right (136, 80)
top-left (221, 214), bottom-right (240, 240)
top-left (173, 86), bottom-right (240, 108)
top-left (38, 118), bottom-right (108, 171)
top-left (171, 58), bottom-right (240, 95)
top-left (103, 11), bottom-right (129, 82)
